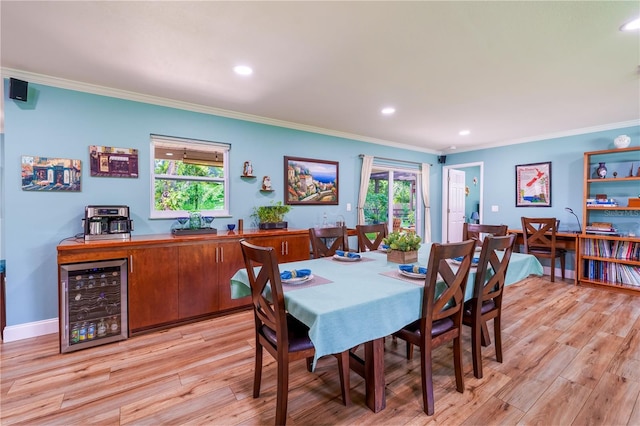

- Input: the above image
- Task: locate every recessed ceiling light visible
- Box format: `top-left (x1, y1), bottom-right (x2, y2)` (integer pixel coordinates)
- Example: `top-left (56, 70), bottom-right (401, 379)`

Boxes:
top-left (620, 17), bottom-right (640, 31)
top-left (450, 146), bottom-right (457, 150)
top-left (381, 107), bottom-right (396, 115)
top-left (234, 65), bottom-right (253, 76)
top-left (459, 130), bottom-right (470, 136)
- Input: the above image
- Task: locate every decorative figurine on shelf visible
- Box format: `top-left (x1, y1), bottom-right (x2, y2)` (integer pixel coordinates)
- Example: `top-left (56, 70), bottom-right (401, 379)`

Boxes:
top-left (243, 161), bottom-right (253, 176)
top-left (262, 175), bottom-right (272, 191)
top-left (596, 162), bottom-right (607, 179)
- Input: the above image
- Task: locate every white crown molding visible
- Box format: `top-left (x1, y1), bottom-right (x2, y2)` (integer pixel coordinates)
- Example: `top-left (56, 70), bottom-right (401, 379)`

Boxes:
top-left (1, 68), bottom-right (439, 155)
top-left (449, 119), bottom-right (640, 154)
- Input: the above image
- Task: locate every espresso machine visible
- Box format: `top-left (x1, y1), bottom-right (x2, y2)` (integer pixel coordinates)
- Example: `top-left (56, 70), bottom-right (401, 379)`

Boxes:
top-left (83, 205), bottom-right (133, 241)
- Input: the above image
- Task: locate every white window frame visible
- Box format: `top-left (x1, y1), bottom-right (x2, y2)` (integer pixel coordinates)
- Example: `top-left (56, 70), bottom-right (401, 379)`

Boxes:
top-left (150, 134), bottom-right (230, 219)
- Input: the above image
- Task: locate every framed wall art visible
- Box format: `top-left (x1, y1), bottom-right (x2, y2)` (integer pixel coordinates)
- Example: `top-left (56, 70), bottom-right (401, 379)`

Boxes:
top-left (21, 155), bottom-right (82, 191)
top-left (89, 145), bottom-right (139, 178)
top-left (285, 156), bottom-right (338, 205)
top-left (515, 161), bottom-right (551, 207)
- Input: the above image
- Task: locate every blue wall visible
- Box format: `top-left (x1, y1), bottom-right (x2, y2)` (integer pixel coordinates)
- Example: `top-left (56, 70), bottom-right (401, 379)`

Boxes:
top-left (2, 79), bottom-right (639, 329)
top-left (446, 128), bottom-right (640, 232)
top-left (1, 80), bottom-right (440, 326)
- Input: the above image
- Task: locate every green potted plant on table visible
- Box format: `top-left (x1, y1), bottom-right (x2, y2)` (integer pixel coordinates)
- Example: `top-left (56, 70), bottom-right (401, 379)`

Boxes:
top-left (383, 230), bottom-right (422, 263)
top-left (251, 201), bottom-right (291, 230)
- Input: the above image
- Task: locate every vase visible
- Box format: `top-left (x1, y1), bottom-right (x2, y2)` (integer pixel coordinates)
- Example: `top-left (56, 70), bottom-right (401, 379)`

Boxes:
top-left (614, 135), bottom-right (631, 149)
top-left (596, 162), bottom-right (607, 179)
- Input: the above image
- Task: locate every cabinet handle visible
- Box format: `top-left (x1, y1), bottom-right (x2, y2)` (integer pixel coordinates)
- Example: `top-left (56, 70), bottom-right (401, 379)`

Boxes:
top-left (220, 247), bottom-right (224, 263)
top-left (129, 255), bottom-right (133, 273)
top-left (215, 247), bottom-right (219, 263)
top-left (285, 241), bottom-right (289, 255)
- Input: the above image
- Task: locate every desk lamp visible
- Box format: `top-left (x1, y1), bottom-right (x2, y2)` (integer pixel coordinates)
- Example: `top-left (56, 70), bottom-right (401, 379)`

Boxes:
top-left (564, 207), bottom-right (582, 233)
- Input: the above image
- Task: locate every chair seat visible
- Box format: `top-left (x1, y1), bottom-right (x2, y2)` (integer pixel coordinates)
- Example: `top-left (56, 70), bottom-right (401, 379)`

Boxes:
top-left (464, 299), bottom-right (496, 316)
top-left (260, 314), bottom-right (314, 352)
top-left (401, 317), bottom-right (455, 337)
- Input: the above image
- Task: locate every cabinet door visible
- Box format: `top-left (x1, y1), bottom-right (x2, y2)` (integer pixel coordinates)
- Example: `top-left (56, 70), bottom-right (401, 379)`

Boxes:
top-left (280, 234), bottom-right (311, 262)
top-left (218, 239), bottom-right (251, 311)
top-left (128, 246), bottom-right (179, 332)
top-left (178, 242), bottom-right (219, 319)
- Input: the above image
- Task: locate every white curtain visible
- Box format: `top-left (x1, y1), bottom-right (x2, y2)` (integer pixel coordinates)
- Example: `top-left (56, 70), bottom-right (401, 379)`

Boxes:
top-left (357, 155), bottom-right (374, 225)
top-left (421, 163), bottom-right (432, 243)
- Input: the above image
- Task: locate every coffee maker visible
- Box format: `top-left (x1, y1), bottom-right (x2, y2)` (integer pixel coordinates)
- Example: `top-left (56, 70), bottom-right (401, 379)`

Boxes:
top-left (83, 205), bottom-right (133, 241)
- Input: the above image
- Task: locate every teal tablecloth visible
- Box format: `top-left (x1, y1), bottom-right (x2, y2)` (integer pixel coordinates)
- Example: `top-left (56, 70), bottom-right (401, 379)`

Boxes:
top-left (230, 248), bottom-right (542, 366)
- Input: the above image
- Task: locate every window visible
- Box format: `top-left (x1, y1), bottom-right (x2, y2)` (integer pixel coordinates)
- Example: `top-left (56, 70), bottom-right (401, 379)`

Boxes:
top-left (150, 134), bottom-right (229, 219)
top-left (364, 166), bottom-right (421, 234)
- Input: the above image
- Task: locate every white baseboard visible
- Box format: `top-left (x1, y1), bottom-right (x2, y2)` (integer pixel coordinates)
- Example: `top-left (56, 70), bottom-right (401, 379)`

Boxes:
top-left (542, 266), bottom-right (575, 280)
top-left (2, 318), bottom-right (58, 342)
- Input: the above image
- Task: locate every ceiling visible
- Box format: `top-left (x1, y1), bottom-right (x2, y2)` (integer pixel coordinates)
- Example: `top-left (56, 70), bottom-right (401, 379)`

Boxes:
top-left (2, 1), bottom-right (639, 154)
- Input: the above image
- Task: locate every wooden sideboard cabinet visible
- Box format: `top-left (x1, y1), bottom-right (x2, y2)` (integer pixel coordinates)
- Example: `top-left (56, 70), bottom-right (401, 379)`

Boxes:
top-left (57, 229), bottom-right (311, 335)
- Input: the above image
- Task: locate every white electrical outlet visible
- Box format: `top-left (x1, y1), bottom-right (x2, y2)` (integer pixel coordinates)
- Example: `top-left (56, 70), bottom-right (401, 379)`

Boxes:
top-left (491, 205), bottom-right (499, 212)
top-left (346, 203), bottom-right (352, 211)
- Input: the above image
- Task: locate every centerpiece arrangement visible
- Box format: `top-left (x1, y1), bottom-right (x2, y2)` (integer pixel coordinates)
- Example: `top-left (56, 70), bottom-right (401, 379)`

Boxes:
top-left (251, 201), bottom-right (291, 230)
top-left (383, 230), bottom-right (422, 263)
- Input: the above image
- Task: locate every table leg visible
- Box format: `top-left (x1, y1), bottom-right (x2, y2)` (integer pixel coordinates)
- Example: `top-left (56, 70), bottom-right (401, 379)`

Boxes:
top-left (364, 338), bottom-right (386, 412)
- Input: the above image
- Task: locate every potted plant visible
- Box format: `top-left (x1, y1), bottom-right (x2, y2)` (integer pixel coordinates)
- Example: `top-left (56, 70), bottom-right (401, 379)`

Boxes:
top-left (251, 201), bottom-right (291, 230)
top-left (383, 230), bottom-right (422, 263)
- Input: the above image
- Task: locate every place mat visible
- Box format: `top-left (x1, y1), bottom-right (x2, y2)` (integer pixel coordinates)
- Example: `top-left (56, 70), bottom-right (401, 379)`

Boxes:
top-left (282, 274), bottom-right (333, 292)
top-left (323, 256), bottom-right (375, 263)
top-left (380, 270), bottom-right (425, 285)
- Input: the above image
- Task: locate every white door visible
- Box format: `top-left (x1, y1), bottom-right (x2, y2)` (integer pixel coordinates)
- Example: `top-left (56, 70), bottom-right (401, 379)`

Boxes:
top-left (447, 169), bottom-right (466, 242)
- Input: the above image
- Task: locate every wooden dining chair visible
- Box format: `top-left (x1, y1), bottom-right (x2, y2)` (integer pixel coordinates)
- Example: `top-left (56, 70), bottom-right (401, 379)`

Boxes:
top-left (309, 226), bottom-right (349, 258)
top-left (521, 217), bottom-right (566, 282)
top-left (393, 239), bottom-right (476, 415)
top-left (462, 233), bottom-right (516, 379)
top-left (462, 223), bottom-right (508, 250)
top-left (355, 223), bottom-right (388, 252)
top-left (240, 240), bottom-right (351, 425)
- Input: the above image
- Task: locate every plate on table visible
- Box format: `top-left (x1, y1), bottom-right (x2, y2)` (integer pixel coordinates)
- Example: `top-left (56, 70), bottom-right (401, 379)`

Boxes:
top-left (281, 274), bottom-right (314, 285)
top-left (333, 254), bottom-right (361, 262)
top-left (450, 257), bottom-right (480, 266)
top-left (399, 269), bottom-right (426, 279)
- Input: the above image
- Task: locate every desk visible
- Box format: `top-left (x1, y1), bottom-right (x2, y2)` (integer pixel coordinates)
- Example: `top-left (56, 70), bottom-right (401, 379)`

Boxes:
top-left (230, 248), bottom-right (543, 412)
top-left (508, 228), bottom-right (578, 251)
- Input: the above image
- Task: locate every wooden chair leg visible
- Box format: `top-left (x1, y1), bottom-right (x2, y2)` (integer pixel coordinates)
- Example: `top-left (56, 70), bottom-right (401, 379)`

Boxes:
top-left (420, 342), bottom-right (435, 415)
top-left (306, 357), bottom-right (313, 372)
top-left (480, 321), bottom-right (491, 347)
top-left (472, 320), bottom-right (483, 379)
top-left (550, 258), bottom-right (556, 282)
top-left (453, 335), bottom-right (464, 392)
top-left (494, 316), bottom-right (503, 363)
top-left (406, 341), bottom-right (414, 360)
top-left (336, 351), bottom-right (351, 406)
top-left (275, 359), bottom-right (289, 426)
top-left (560, 255), bottom-right (566, 280)
top-left (254, 343), bottom-right (263, 398)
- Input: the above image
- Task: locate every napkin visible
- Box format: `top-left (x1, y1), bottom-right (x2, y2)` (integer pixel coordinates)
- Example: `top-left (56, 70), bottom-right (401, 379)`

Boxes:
top-left (399, 264), bottom-right (427, 275)
top-left (453, 256), bottom-right (480, 264)
top-left (280, 269), bottom-right (311, 280)
top-left (334, 250), bottom-right (361, 259)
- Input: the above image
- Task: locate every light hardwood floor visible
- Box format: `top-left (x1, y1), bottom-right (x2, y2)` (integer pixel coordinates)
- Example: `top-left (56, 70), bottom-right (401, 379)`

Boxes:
top-left (2, 276), bottom-right (640, 425)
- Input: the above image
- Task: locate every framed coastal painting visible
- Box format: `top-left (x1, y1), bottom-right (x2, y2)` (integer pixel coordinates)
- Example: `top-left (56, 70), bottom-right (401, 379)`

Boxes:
top-left (284, 156), bottom-right (338, 205)
top-left (21, 155), bottom-right (82, 191)
top-left (515, 161), bottom-right (551, 207)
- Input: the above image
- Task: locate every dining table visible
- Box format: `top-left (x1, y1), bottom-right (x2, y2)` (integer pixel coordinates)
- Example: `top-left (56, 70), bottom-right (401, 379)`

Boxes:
top-left (230, 244), bottom-right (543, 413)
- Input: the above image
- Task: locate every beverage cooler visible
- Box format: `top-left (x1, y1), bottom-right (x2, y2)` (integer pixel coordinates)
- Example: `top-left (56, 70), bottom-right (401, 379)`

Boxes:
top-left (59, 259), bottom-right (128, 353)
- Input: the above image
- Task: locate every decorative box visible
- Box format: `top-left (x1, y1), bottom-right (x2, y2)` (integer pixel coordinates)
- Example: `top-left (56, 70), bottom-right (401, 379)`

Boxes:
top-left (387, 250), bottom-right (418, 264)
top-left (628, 198), bottom-right (640, 207)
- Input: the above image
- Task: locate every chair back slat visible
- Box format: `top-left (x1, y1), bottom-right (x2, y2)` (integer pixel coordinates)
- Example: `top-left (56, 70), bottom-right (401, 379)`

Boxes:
top-left (309, 226), bottom-right (349, 258)
top-left (521, 217), bottom-right (557, 251)
top-left (356, 223), bottom-right (388, 252)
top-left (422, 240), bottom-right (476, 327)
top-left (240, 240), bottom-right (289, 346)
top-left (473, 234), bottom-right (516, 303)
top-left (462, 223), bottom-right (508, 250)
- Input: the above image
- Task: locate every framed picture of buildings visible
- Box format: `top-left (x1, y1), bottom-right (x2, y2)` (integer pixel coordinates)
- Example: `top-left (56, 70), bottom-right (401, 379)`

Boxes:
top-left (284, 156), bottom-right (338, 205)
top-left (21, 155), bottom-right (82, 191)
top-left (89, 145), bottom-right (139, 178)
top-left (515, 161), bottom-right (551, 207)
